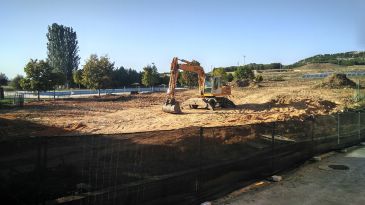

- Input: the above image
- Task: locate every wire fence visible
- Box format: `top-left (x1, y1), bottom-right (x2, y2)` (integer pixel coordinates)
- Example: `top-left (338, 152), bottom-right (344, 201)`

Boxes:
top-left (2, 86), bottom-right (168, 100)
top-left (0, 110), bottom-right (364, 205)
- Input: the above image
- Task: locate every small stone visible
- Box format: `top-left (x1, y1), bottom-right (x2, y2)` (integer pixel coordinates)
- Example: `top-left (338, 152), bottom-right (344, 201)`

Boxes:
top-left (271, 175), bottom-right (282, 182)
top-left (201, 202), bottom-right (211, 205)
top-left (312, 156), bottom-right (321, 161)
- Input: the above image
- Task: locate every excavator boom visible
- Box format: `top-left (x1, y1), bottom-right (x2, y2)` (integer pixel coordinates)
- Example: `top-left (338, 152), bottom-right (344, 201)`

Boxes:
top-left (163, 57), bottom-right (206, 113)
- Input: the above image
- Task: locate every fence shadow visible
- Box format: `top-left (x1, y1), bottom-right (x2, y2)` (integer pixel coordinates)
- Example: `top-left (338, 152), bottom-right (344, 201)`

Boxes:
top-left (0, 111), bottom-right (364, 205)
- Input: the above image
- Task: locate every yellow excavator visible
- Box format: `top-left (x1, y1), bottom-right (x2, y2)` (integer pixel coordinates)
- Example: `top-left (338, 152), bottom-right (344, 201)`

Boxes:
top-left (162, 57), bottom-right (235, 114)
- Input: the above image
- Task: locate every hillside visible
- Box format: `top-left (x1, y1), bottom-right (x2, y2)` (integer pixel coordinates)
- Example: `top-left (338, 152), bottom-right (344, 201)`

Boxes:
top-left (218, 51), bottom-right (365, 73)
top-left (290, 51), bottom-right (365, 68)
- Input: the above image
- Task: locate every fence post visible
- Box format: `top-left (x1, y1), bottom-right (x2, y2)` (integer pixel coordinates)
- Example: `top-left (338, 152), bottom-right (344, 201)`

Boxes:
top-left (310, 116), bottom-right (315, 155)
top-left (271, 122), bottom-right (275, 172)
top-left (359, 111), bottom-right (361, 141)
top-left (195, 127), bottom-right (203, 197)
top-left (337, 113), bottom-right (340, 145)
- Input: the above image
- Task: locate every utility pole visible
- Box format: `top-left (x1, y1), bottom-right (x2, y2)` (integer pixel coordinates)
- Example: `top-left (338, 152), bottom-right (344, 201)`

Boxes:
top-left (243, 55), bottom-right (246, 66)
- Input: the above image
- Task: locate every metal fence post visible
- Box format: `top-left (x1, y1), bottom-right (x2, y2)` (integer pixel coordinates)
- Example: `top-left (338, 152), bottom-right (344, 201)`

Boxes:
top-left (311, 116), bottom-right (315, 155)
top-left (337, 113), bottom-right (340, 145)
top-left (359, 111), bottom-right (361, 140)
top-left (271, 122), bottom-right (275, 172)
top-left (196, 127), bottom-right (203, 195)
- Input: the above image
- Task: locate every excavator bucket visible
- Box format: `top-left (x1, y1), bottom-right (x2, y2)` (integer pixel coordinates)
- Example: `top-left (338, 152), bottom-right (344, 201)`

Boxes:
top-left (162, 101), bottom-right (182, 114)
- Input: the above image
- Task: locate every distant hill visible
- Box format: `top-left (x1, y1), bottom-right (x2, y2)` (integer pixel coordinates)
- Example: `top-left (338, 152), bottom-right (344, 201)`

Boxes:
top-left (289, 51), bottom-right (365, 68)
top-left (217, 51), bottom-right (365, 72)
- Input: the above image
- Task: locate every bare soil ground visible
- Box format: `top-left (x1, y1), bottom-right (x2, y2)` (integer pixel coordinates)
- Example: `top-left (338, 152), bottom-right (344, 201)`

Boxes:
top-left (0, 77), bottom-right (356, 139)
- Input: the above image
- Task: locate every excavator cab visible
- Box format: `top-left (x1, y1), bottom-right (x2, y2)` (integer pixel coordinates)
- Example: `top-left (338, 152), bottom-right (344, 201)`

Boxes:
top-left (203, 77), bottom-right (226, 97)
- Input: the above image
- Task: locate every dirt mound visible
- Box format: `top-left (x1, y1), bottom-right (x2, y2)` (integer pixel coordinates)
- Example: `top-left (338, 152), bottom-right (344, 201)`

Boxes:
top-left (270, 95), bottom-right (337, 114)
top-left (319, 73), bottom-right (356, 88)
top-left (232, 79), bottom-right (250, 87)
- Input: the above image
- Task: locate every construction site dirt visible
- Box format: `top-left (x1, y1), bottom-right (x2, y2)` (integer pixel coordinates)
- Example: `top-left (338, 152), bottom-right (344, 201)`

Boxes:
top-left (0, 78), bottom-right (354, 140)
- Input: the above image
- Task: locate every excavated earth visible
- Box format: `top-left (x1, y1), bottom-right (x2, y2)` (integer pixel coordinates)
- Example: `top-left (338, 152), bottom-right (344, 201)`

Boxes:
top-left (0, 79), bottom-right (356, 140)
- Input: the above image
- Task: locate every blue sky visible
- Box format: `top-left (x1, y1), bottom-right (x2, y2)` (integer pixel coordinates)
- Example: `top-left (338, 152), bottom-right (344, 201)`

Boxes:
top-left (1, 0), bottom-right (365, 78)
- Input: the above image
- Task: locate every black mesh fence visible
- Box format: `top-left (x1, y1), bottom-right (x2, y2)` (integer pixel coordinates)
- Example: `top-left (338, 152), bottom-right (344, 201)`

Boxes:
top-left (0, 111), bottom-right (364, 205)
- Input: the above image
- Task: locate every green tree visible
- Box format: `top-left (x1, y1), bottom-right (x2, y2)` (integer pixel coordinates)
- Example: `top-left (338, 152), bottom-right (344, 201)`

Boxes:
top-left (227, 73), bottom-right (234, 82)
top-left (112, 66), bottom-right (128, 87)
top-left (159, 73), bottom-right (170, 86)
top-left (179, 71), bottom-right (198, 87)
top-left (234, 66), bottom-right (254, 80)
top-left (47, 23), bottom-right (80, 87)
top-left (10, 74), bottom-right (24, 90)
top-left (0, 72), bottom-right (9, 86)
top-left (212, 67), bottom-right (228, 82)
top-left (141, 64), bottom-right (159, 86)
top-left (21, 59), bottom-right (63, 100)
top-left (254, 75), bottom-right (263, 83)
top-left (73, 69), bottom-right (83, 88)
top-left (82, 54), bottom-right (114, 96)
top-left (127, 68), bottom-right (141, 85)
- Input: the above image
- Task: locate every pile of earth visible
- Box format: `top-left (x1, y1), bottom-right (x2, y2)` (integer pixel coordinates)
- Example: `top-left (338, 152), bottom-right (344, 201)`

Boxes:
top-left (319, 73), bottom-right (357, 88)
top-left (231, 79), bottom-right (250, 87)
top-left (270, 95), bottom-right (337, 114)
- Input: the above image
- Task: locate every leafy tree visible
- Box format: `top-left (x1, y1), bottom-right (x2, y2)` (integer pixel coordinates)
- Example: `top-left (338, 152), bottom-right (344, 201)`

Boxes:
top-left (159, 73), bottom-right (170, 86)
top-left (73, 69), bottom-right (83, 88)
top-left (234, 66), bottom-right (254, 80)
top-left (112, 66), bottom-right (128, 87)
top-left (82, 54), bottom-right (114, 95)
top-left (127, 68), bottom-right (141, 85)
top-left (47, 23), bottom-right (80, 87)
top-left (227, 73), bottom-right (234, 82)
top-left (179, 71), bottom-right (198, 87)
top-left (10, 74), bottom-right (24, 90)
top-left (141, 64), bottom-right (159, 86)
top-left (254, 75), bottom-right (263, 83)
top-left (21, 59), bottom-right (63, 100)
top-left (0, 72), bottom-right (9, 86)
top-left (212, 67), bottom-right (228, 82)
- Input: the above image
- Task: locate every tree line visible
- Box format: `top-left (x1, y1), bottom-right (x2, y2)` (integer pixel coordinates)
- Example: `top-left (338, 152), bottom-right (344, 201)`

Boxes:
top-left (0, 23), bottom-right (179, 98)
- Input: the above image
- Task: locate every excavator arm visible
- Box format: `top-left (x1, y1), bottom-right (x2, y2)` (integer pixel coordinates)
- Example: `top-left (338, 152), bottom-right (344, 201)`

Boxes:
top-left (163, 57), bottom-right (206, 113)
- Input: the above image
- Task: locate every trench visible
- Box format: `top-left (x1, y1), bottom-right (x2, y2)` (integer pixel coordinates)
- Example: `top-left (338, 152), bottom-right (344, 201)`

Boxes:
top-left (0, 111), bottom-right (364, 205)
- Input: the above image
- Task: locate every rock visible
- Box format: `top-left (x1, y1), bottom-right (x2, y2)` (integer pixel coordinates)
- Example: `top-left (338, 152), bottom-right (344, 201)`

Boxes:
top-left (270, 175), bottom-right (282, 182)
top-left (312, 156), bottom-right (322, 161)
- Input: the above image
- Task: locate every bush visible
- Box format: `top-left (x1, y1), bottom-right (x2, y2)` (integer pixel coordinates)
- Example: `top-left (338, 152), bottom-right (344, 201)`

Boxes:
top-left (254, 75), bottom-right (263, 82)
top-left (10, 75), bottom-right (24, 90)
top-left (234, 66), bottom-right (254, 80)
top-left (227, 73), bottom-right (234, 82)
